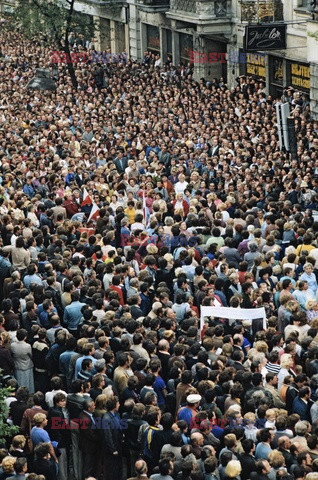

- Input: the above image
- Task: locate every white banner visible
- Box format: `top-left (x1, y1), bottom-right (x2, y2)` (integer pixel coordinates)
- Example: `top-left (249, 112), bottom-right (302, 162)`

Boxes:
top-left (200, 306), bottom-right (266, 331)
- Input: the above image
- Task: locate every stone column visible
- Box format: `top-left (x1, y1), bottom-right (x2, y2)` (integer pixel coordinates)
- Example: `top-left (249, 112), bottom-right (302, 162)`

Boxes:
top-left (265, 53), bottom-right (270, 95)
top-left (192, 34), bottom-right (205, 82)
top-left (93, 15), bottom-right (102, 51)
top-left (172, 30), bottom-right (180, 66)
top-left (125, 23), bottom-right (130, 58)
top-left (127, 0), bottom-right (141, 60)
top-left (110, 20), bottom-right (116, 52)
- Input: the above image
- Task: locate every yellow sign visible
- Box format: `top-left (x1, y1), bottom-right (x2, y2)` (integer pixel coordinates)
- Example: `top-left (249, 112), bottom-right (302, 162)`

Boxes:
top-left (246, 53), bottom-right (266, 78)
top-left (290, 63), bottom-right (310, 91)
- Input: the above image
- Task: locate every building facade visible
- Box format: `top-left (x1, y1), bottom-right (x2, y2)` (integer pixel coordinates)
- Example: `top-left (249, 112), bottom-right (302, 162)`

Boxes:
top-left (75, 0), bottom-right (318, 116)
top-left (2, 0), bottom-right (316, 115)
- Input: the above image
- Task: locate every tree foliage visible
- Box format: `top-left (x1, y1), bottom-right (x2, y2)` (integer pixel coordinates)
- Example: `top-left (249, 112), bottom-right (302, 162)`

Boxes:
top-left (12, 0), bottom-right (96, 88)
top-left (0, 381), bottom-right (19, 446)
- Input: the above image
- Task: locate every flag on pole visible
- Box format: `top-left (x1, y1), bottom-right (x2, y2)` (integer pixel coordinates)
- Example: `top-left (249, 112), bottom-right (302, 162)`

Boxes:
top-left (87, 203), bottom-right (100, 223)
top-left (81, 188), bottom-right (92, 207)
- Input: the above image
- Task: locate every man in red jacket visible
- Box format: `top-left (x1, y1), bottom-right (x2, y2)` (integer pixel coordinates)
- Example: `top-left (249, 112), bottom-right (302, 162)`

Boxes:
top-left (64, 192), bottom-right (79, 218)
top-left (110, 274), bottom-right (125, 306)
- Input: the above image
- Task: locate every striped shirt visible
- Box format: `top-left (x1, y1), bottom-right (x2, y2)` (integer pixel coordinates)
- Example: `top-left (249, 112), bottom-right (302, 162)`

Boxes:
top-left (266, 361), bottom-right (281, 375)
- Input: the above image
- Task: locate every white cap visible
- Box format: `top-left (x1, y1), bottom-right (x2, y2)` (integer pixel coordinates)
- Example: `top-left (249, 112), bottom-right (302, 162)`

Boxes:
top-left (186, 394), bottom-right (202, 404)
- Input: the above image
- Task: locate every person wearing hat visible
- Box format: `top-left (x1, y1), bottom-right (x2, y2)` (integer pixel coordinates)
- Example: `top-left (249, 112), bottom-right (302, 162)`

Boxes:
top-left (177, 393), bottom-right (202, 427)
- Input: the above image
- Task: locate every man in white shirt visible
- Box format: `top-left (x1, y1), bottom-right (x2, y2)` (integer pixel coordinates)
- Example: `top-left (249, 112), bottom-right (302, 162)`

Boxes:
top-left (45, 377), bottom-right (67, 408)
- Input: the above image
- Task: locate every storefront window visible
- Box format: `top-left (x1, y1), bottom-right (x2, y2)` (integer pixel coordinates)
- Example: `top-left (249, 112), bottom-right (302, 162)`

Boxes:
top-left (269, 56), bottom-right (283, 98)
top-left (179, 33), bottom-right (193, 64)
top-left (147, 25), bottom-right (160, 54)
top-left (166, 30), bottom-right (172, 60)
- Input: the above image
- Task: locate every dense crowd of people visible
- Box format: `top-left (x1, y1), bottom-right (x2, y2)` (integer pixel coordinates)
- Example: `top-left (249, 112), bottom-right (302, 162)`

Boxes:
top-left (1, 17), bottom-right (318, 480)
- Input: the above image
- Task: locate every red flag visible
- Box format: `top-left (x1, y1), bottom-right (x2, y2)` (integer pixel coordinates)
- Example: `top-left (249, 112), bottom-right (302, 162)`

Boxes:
top-left (88, 203), bottom-right (100, 223)
top-left (81, 188), bottom-right (92, 207)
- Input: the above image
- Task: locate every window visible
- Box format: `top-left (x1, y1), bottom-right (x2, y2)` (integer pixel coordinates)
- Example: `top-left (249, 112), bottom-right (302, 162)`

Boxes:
top-left (147, 25), bottom-right (160, 54)
top-left (179, 33), bottom-right (193, 64)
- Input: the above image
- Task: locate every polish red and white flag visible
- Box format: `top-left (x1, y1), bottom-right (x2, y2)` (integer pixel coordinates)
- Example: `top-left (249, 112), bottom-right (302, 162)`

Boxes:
top-left (87, 203), bottom-right (100, 222)
top-left (81, 188), bottom-right (92, 207)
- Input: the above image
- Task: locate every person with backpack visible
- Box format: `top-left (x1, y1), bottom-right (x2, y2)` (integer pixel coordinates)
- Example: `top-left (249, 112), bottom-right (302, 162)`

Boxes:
top-left (142, 408), bottom-right (161, 474)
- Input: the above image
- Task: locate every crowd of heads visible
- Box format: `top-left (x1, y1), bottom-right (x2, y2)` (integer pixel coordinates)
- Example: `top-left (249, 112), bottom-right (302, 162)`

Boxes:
top-left (1, 16), bottom-right (318, 480)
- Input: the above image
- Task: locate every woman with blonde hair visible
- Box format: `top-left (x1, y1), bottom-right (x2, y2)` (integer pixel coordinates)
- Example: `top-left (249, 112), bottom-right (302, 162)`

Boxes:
top-left (268, 449), bottom-right (286, 477)
top-left (243, 412), bottom-right (258, 441)
top-left (190, 171), bottom-right (200, 191)
top-left (254, 341), bottom-right (269, 354)
top-left (0, 456), bottom-right (16, 478)
top-left (218, 202), bottom-right (230, 223)
top-left (9, 435), bottom-right (26, 457)
top-left (163, 253), bottom-right (174, 271)
top-left (278, 354), bottom-right (295, 391)
top-left (146, 244), bottom-right (158, 256)
top-left (306, 300), bottom-right (318, 324)
top-left (188, 206), bottom-right (198, 216)
top-left (0, 331), bottom-right (11, 350)
top-left (224, 460), bottom-right (242, 480)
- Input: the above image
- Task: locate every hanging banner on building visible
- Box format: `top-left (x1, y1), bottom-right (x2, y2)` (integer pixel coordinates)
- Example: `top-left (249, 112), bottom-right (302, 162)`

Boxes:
top-left (244, 24), bottom-right (286, 51)
top-left (200, 306), bottom-right (267, 332)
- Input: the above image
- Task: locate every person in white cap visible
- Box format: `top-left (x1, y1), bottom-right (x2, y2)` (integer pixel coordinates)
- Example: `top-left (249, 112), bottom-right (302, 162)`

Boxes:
top-left (177, 393), bottom-right (202, 427)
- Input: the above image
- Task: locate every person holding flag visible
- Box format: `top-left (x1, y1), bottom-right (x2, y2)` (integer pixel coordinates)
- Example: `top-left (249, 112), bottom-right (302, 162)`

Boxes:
top-left (81, 187), bottom-right (92, 208)
top-left (81, 187), bottom-right (93, 217)
top-left (87, 202), bottom-right (100, 224)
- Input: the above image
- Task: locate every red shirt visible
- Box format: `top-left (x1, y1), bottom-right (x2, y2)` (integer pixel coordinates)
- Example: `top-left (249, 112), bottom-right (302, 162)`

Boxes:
top-left (109, 285), bottom-right (125, 306)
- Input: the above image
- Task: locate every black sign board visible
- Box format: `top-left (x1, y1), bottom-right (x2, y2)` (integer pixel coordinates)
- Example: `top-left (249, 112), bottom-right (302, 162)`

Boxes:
top-left (244, 24), bottom-right (286, 52)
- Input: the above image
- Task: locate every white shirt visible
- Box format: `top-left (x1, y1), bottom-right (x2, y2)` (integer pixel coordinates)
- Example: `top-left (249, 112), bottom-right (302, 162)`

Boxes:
top-left (174, 181), bottom-right (188, 194)
top-left (11, 234), bottom-right (17, 246)
top-left (45, 389), bottom-right (67, 408)
top-left (131, 222), bottom-right (145, 232)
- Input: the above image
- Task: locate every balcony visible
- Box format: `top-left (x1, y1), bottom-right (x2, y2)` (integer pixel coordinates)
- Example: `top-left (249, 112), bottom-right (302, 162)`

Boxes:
top-left (138, 0), bottom-right (170, 12)
top-left (168, 0), bottom-right (232, 26)
top-left (239, 0), bottom-right (283, 23)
